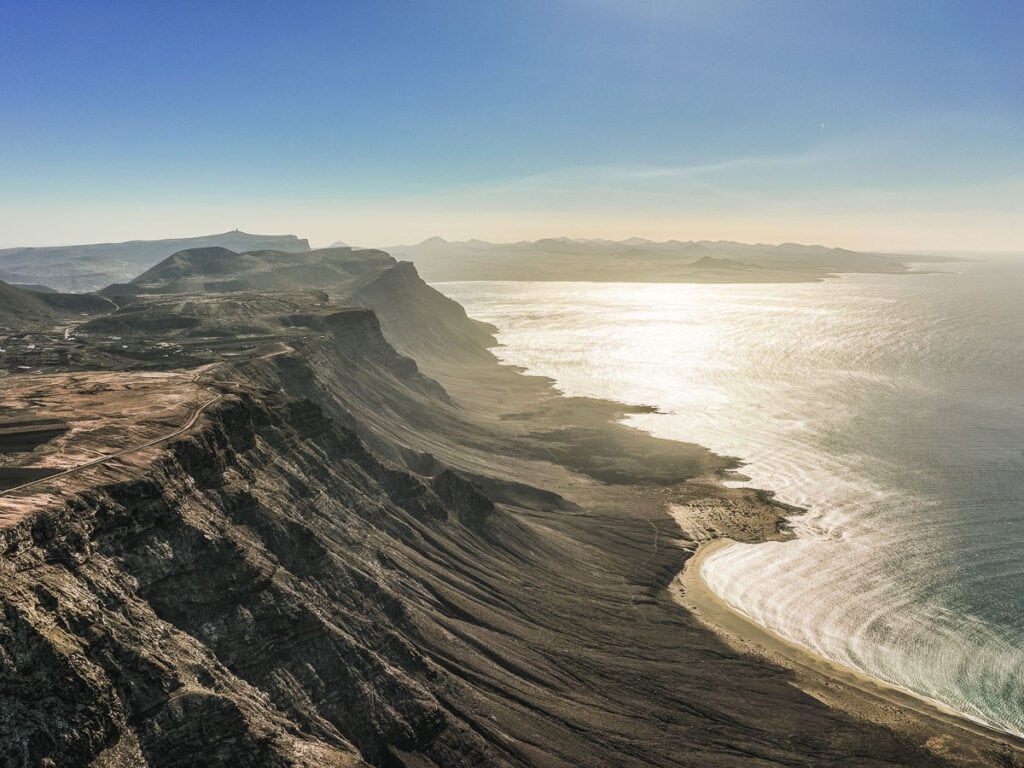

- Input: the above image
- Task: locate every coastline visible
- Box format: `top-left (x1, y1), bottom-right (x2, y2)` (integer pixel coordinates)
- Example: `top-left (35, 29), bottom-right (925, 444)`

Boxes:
top-left (7, 256), bottom-right (1023, 766)
top-left (438, 274), bottom-right (1024, 765)
top-left (673, 532), bottom-right (1024, 762)
top-left (424, 328), bottom-right (1024, 764)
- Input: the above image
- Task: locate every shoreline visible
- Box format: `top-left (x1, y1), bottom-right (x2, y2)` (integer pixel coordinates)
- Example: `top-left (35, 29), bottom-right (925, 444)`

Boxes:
top-left (438, 276), bottom-right (1024, 763)
top-left (9, 259), bottom-right (1019, 765)
top-left (673, 534), bottom-right (1024, 759)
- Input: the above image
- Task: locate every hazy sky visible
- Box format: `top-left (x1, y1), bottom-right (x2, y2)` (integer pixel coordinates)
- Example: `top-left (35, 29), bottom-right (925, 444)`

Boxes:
top-left (1, 1), bottom-right (1021, 251)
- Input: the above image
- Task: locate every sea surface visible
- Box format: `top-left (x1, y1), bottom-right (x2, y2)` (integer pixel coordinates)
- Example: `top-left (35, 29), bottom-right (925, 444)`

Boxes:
top-left (439, 260), bottom-right (1024, 737)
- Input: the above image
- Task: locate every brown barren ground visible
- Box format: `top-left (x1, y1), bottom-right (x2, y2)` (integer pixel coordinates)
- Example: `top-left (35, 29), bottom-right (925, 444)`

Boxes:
top-left (0, 366), bottom-right (219, 526)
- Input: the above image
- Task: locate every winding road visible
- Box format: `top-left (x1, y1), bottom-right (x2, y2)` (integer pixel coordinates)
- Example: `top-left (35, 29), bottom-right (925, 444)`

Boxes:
top-left (0, 365), bottom-right (222, 501)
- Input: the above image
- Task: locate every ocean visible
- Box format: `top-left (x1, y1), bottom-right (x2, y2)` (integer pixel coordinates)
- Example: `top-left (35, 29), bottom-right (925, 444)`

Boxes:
top-left (439, 259), bottom-right (1024, 737)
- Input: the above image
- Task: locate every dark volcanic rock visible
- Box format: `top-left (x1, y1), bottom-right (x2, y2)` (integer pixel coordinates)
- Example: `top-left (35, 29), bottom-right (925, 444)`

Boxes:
top-left (0, 394), bottom-right (494, 767)
top-left (430, 468), bottom-right (495, 526)
top-left (0, 377), bottom-right (984, 768)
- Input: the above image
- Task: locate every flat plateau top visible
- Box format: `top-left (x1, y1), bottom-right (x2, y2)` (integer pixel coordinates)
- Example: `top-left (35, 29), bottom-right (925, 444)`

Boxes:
top-left (0, 367), bottom-right (214, 527)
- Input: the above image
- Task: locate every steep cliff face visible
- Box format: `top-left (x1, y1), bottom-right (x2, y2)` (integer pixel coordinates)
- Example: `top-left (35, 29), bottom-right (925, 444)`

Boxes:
top-left (354, 262), bottom-right (498, 370)
top-left (320, 308), bottom-right (445, 396)
top-left (1, 387), bottom-right (957, 768)
top-left (230, 307), bottom-right (462, 465)
top-left (0, 393), bottom-right (505, 767)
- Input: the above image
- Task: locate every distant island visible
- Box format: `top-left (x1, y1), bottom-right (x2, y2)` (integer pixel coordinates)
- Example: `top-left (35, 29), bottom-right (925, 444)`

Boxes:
top-left (389, 236), bottom-right (952, 283)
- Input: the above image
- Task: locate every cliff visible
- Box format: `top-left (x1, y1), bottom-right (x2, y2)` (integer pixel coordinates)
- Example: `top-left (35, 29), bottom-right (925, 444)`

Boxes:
top-left (354, 261), bottom-right (498, 369)
top-left (1, 249), bottom-right (1014, 767)
top-left (2, 382), bottom-right (959, 768)
top-left (0, 392), bottom-right (505, 766)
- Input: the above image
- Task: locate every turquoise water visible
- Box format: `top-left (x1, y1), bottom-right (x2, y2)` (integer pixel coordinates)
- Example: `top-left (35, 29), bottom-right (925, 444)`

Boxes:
top-left (439, 261), bottom-right (1024, 737)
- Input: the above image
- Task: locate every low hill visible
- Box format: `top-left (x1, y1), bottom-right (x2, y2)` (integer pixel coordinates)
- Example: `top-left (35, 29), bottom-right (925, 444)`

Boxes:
top-left (0, 280), bottom-right (58, 325)
top-left (102, 245), bottom-right (396, 297)
top-left (691, 255), bottom-right (741, 269)
top-left (0, 281), bottom-right (112, 325)
top-left (0, 231), bottom-right (310, 292)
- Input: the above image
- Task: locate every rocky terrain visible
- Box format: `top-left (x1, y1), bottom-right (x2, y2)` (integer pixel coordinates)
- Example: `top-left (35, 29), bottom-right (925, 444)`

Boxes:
top-left (0, 242), bottom-right (1020, 767)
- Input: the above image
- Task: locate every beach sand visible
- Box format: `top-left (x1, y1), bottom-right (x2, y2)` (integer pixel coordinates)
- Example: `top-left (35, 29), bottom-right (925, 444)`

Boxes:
top-left (672, 525), bottom-right (1024, 765)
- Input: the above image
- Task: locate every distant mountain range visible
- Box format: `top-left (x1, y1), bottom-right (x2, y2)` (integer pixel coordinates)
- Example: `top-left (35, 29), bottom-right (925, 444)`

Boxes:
top-left (0, 231), bottom-right (310, 292)
top-left (387, 236), bottom-right (951, 283)
top-left (1, 231), bottom-right (955, 294)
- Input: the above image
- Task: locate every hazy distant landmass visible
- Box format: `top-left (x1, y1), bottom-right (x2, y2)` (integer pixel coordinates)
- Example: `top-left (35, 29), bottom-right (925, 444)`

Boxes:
top-left (1, 231), bottom-right (955, 293)
top-left (0, 230), bottom-right (310, 293)
top-left (389, 236), bottom-right (952, 283)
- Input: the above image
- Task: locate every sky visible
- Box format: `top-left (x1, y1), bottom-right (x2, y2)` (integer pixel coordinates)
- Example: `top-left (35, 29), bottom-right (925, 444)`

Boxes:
top-left (1, 0), bottom-right (1021, 252)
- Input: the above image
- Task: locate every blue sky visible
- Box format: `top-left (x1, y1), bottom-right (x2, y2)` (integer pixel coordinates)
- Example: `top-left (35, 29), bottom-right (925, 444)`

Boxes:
top-left (1, 0), bottom-right (1021, 250)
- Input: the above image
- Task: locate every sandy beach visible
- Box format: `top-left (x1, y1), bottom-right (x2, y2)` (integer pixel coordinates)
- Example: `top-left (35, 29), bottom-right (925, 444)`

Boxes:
top-left (674, 533), bottom-right (1024, 764)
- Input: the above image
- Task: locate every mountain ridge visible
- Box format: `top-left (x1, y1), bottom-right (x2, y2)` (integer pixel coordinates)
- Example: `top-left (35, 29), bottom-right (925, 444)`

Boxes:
top-left (0, 231), bottom-right (311, 292)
